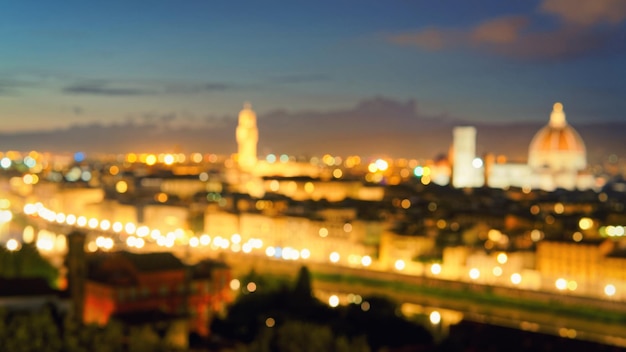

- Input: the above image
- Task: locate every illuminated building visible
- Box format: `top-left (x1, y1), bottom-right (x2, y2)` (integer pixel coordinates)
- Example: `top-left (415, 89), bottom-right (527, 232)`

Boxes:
top-left (451, 126), bottom-right (483, 188)
top-left (378, 229), bottom-right (434, 271)
top-left (83, 251), bottom-right (231, 337)
top-left (536, 239), bottom-right (626, 297)
top-left (204, 204), bottom-right (380, 264)
top-left (259, 177), bottom-right (383, 202)
top-left (527, 102), bottom-right (592, 190)
top-left (528, 103), bottom-right (586, 172)
top-left (459, 103), bottom-right (597, 191)
top-left (236, 102), bottom-right (258, 172)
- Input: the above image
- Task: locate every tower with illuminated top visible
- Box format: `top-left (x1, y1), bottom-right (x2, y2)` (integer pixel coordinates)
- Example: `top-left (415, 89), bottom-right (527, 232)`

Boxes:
top-left (236, 102), bottom-right (258, 172)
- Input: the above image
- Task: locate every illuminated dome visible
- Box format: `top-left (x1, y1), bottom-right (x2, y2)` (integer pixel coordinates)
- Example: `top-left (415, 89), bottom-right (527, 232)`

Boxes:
top-left (528, 103), bottom-right (586, 172)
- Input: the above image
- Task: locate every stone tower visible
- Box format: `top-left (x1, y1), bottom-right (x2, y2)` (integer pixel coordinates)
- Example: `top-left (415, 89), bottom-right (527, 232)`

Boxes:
top-left (452, 126), bottom-right (478, 188)
top-left (236, 102), bottom-right (258, 172)
top-left (66, 230), bottom-right (86, 323)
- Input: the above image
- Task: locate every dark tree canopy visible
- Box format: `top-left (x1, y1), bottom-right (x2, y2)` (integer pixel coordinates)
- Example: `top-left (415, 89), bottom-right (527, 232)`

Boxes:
top-left (0, 244), bottom-right (59, 288)
top-left (212, 266), bottom-right (433, 351)
top-left (292, 266), bottom-right (313, 300)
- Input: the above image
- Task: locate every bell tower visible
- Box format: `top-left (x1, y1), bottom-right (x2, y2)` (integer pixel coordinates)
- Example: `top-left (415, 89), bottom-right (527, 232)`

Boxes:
top-left (236, 102), bottom-right (258, 172)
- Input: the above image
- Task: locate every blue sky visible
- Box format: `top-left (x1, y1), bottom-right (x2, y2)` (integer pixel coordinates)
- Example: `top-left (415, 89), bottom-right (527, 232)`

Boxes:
top-left (1, 0), bottom-right (625, 133)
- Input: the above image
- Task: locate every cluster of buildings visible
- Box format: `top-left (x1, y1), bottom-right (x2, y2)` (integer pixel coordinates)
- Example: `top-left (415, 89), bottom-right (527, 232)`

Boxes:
top-left (451, 103), bottom-right (595, 191)
top-left (1, 101), bottom-right (626, 342)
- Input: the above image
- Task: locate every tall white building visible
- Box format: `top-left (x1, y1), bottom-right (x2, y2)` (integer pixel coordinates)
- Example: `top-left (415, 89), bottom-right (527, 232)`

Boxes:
top-left (236, 102), bottom-right (258, 172)
top-left (452, 126), bottom-right (483, 188)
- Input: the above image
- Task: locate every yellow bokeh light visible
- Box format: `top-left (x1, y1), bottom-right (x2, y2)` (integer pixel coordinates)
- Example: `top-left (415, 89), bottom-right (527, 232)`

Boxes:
top-left (605, 284), bottom-right (616, 296)
top-left (429, 311), bottom-right (441, 325)
top-left (116, 180), bottom-right (128, 193)
top-left (430, 263), bottom-right (442, 275)
top-left (191, 153), bottom-right (203, 163)
top-left (579, 217), bottom-right (593, 230)
top-left (328, 295), bottom-right (339, 307)
top-left (23, 174), bottom-right (34, 185)
top-left (6, 238), bottom-right (20, 251)
top-left (492, 266), bottom-right (503, 277)
top-left (469, 268), bottom-right (480, 280)
top-left (322, 154), bottom-right (335, 166)
top-left (164, 154), bottom-right (175, 165)
top-left (554, 202), bottom-right (564, 214)
top-left (156, 193), bottom-right (168, 203)
top-left (567, 280), bottom-right (577, 291)
top-left (361, 255), bottom-right (372, 267)
top-left (145, 154), bottom-right (157, 166)
top-left (375, 159), bottom-right (388, 171)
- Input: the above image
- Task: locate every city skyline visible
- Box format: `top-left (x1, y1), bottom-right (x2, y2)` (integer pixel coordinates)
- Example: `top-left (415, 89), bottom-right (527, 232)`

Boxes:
top-left (1, 0), bottom-right (625, 139)
top-left (1, 96), bottom-right (625, 163)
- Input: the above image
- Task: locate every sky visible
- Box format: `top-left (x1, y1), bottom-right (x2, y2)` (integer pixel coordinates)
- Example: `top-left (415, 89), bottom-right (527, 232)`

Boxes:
top-left (1, 0), bottom-right (625, 148)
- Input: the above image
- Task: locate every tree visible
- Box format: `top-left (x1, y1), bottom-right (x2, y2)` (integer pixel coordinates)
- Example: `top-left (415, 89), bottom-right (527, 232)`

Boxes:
top-left (243, 321), bottom-right (370, 352)
top-left (62, 318), bottom-right (124, 352)
top-left (0, 306), bottom-right (126, 352)
top-left (214, 269), bottom-right (431, 351)
top-left (292, 266), bottom-right (313, 300)
top-left (0, 244), bottom-right (59, 288)
top-left (0, 307), bottom-right (62, 352)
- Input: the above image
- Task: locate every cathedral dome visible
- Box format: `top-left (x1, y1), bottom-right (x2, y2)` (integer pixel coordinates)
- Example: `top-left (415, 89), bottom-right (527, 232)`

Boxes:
top-left (528, 103), bottom-right (586, 172)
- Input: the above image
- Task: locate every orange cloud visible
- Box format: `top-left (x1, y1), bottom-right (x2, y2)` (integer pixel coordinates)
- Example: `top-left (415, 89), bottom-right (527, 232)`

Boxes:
top-left (470, 16), bottom-right (528, 45)
top-left (388, 0), bottom-right (625, 61)
top-left (484, 27), bottom-right (612, 60)
top-left (540, 0), bottom-right (626, 26)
